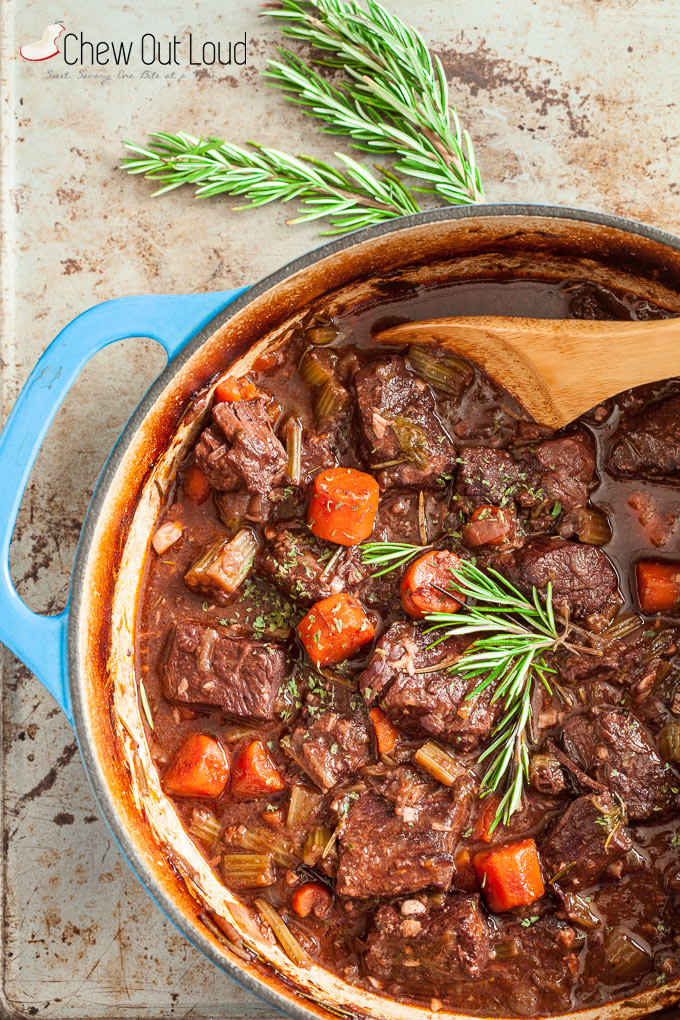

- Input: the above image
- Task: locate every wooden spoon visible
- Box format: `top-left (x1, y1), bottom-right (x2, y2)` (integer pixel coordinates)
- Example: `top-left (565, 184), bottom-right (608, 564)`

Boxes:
top-left (374, 316), bottom-right (680, 428)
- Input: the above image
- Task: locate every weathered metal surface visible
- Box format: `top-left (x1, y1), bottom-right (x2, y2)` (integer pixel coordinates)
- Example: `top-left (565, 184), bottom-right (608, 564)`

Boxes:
top-left (0, 0), bottom-right (679, 1016)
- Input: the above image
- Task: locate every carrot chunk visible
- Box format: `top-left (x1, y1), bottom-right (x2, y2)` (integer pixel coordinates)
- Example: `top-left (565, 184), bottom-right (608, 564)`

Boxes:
top-left (473, 838), bottom-right (545, 912)
top-left (401, 550), bottom-right (466, 619)
top-left (308, 467), bottom-right (379, 546)
top-left (183, 465), bottom-right (212, 505)
top-left (297, 593), bottom-right (375, 666)
top-left (163, 733), bottom-right (229, 799)
top-left (636, 560), bottom-right (680, 614)
top-left (463, 505), bottom-right (513, 547)
top-left (369, 707), bottom-right (399, 755)
top-left (231, 740), bottom-right (286, 797)
top-left (472, 794), bottom-right (503, 844)
top-left (291, 881), bottom-right (333, 919)
top-left (214, 374), bottom-right (260, 404)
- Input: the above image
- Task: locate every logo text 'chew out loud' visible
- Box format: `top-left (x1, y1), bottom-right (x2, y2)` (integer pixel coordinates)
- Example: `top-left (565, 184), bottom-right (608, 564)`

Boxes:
top-left (61, 32), bottom-right (247, 66)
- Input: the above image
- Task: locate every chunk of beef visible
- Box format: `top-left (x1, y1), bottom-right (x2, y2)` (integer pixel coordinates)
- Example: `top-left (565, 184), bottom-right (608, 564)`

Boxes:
top-left (336, 781), bottom-right (473, 897)
top-left (193, 425), bottom-right (241, 491)
top-left (626, 628), bottom-right (680, 731)
top-left (360, 622), bottom-right (500, 750)
top-left (530, 753), bottom-right (568, 796)
top-left (494, 537), bottom-right (620, 619)
top-left (455, 447), bottom-right (523, 509)
top-left (442, 895), bottom-right (492, 978)
top-left (216, 462), bottom-right (337, 529)
top-left (604, 631), bottom-right (675, 707)
top-left (561, 708), bottom-right (680, 819)
top-left (610, 395), bottom-right (680, 480)
top-left (456, 432), bottom-right (595, 516)
top-left (373, 764), bottom-right (451, 815)
top-left (162, 622), bottom-right (290, 722)
top-left (545, 741), bottom-right (607, 795)
top-left (364, 895), bottom-right (491, 984)
top-left (532, 433), bottom-right (596, 510)
top-left (300, 428), bottom-right (337, 484)
top-left (551, 642), bottom-right (626, 689)
top-left (549, 628), bottom-right (679, 719)
top-left (256, 522), bottom-right (367, 606)
top-left (540, 792), bottom-right (633, 888)
top-left (282, 676), bottom-right (371, 790)
top-left (213, 400), bottom-right (288, 494)
top-left (209, 419), bottom-right (336, 526)
top-left (195, 398), bottom-right (287, 494)
top-left (372, 489), bottom-right (453, 545)
top-left (353, 355), bottom-right (456, 489)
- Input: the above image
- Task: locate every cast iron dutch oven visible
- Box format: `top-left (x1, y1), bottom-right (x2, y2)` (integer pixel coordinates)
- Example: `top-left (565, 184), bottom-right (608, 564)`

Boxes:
top-left (2, 205), bottom-right (680, 1020)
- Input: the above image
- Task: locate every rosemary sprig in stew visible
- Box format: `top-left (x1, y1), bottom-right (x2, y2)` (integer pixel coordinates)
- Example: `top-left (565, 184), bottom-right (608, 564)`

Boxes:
top-left (360, 545), bottom-right (592, 831)
top-left (424, 561), bottom-right (561, 832)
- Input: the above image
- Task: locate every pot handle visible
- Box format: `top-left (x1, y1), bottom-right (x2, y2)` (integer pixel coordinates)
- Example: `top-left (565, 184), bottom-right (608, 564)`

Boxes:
top-left (0, 288), bottom-right (247, 724)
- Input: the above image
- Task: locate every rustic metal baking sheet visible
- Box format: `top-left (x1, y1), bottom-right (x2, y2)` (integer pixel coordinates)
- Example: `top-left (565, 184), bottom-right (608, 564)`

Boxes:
top-left (1, 0), bottom-right (680, 1015)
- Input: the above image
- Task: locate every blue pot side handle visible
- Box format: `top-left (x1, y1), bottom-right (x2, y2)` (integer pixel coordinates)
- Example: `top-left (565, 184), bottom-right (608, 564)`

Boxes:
top-left (0, 288), bottom-right (247, 724)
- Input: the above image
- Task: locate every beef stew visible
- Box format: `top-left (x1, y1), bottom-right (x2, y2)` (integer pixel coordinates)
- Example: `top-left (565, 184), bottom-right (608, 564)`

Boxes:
top-left (136, 277), bottom-right (680, 1017)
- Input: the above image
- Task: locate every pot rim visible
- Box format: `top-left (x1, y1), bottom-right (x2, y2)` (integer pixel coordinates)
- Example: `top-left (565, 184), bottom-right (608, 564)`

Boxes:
top-left (68, 202), bottom-right (680, 1020)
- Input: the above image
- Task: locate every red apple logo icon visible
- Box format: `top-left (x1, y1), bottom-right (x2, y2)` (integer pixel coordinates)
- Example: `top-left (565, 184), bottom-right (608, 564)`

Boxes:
top-left (20, 23), bottom-right (65, 61)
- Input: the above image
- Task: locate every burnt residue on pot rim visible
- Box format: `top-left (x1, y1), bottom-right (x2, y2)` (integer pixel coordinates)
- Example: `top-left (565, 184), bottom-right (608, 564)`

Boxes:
top-left (67, 205), bottom-right (680, 1020)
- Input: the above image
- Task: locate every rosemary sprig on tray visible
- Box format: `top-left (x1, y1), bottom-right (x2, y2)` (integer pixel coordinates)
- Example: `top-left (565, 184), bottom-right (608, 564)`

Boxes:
top-left (263, 0), bottom-right (483, 205)
top-left (122, 134), bottom-right (419, 233)
top-left (121, 0), bottom-right (482, 233)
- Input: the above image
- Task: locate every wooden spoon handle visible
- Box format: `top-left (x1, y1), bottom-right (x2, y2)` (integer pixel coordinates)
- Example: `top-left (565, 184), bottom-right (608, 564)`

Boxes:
top-left (375, 316), bottom-right (680, 428)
